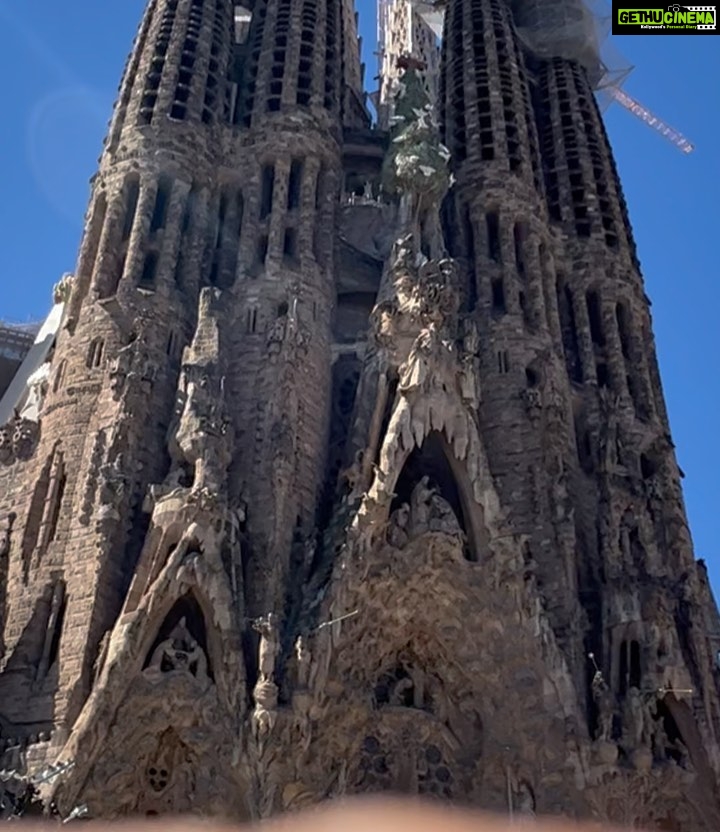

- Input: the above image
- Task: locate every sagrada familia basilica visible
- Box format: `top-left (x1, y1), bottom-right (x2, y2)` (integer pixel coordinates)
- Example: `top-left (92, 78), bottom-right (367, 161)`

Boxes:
top-left (0, 0), bottom-right (718, 827)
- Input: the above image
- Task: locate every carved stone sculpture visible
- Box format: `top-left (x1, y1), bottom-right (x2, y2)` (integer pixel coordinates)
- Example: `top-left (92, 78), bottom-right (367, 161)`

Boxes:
top-left (0, 424), bottom-right (12, 465)
top-left (0, 513), bottom-right (15, 558)
top-left (19, 363), bottom-right (51, 422)
top-left (591, 671), bottom-right (615, 743)
top-left (387, 503), bottom-right (410, 549)
top-left (11, 417), bottom-right (39, 460)
top-left (96, 453), bottom-right (127, 525)
top-left (148, 618), bottom-right (209, 682)
top-left (294, 636), bottom-right (311, 690)
top-left (622, 687), bottom-right (651, 750)
top-left (514, 779), bottom-right (536, 817)
top-left (52, 273), bottom-right (75, 305)
top-left (253, 613), bottom-right (279, 683)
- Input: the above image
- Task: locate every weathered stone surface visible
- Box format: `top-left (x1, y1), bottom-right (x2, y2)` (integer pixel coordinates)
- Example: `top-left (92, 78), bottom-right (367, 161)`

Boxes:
top-left (0, 1), bottom-right (717, 830)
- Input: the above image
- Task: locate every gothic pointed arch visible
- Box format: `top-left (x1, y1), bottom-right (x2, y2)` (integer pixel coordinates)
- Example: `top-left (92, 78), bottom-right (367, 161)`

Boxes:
top-left (388, 430), bottom-right (486, 562)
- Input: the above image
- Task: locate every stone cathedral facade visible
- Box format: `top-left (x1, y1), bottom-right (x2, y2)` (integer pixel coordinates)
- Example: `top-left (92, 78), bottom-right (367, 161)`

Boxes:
top-left (0, 0), bottom-right (719, 827)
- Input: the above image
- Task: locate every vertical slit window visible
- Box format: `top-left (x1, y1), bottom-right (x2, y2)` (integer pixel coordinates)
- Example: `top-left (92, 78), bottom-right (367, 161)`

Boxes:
top-left (87, 338), bottom-right (105, 369)
top-left (486, 212), bottom-right (500, 262)
top-left (80, 192), bottom-right (108, 283)
top-left (121, 178), bottom-right (140, 241)
top-left (140, 251), bottom-right (159, 288)
top-left (260, 165), bottom-right (275, 220)
top-left (150, 176), bottom-right (173, 232)
top-left (288, 160), bottom-right (303, 210)
top-left (586, 290), bottom-right (605, 347)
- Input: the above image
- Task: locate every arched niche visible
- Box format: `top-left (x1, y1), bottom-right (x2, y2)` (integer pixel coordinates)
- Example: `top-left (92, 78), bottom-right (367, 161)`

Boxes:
top-left (142, 593), bottom-right (214, 682)
top-left (389, 431), bottom-right (486, 562)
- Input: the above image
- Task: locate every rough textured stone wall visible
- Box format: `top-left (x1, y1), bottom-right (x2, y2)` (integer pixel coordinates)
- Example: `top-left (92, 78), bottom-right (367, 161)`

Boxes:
top-left (0, 0), bottom-right (233, 756)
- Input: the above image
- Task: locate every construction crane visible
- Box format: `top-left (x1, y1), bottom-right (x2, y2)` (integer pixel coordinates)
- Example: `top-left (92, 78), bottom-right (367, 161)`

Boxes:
top-left (608, 87), bottom-right (695, 154)
top-left (377, 0), bottom-right (696, 155)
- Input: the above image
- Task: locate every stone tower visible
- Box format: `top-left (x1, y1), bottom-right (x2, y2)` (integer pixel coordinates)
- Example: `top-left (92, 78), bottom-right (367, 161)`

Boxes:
top-left (0, 0), bottom-right (718, 828)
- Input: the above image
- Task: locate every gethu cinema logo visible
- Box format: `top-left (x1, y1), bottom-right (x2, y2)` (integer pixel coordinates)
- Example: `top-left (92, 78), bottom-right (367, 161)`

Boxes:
top-left (617, 4), bottom-right (716, 26)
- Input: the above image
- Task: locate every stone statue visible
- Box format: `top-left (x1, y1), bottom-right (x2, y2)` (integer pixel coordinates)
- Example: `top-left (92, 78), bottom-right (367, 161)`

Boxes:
top-left (409, 476), bottom-right (434, 535)
top-left (253, 613), bottom-right (279, 683)
top-left (428, 492), bottom-right (463, 538)
top-left (387, 503), bottom-right (410, 549)
top-left (97, 453), bottom-right (126, 512)
top-left (148, 618), bottom-right (208, 681)
top-left (295, 636), bottom-right (311, 690)
top-left (170, 367), bottom-right (231, 492)
top-left (0, 424), bottom-right (12, 464)
top-left (622, 687), bottom-right (650, 749)
top-left (52, 273), bottom-right (75, 305)
top-left (266, 315), bottom-right (287, 360)
top-left (0, 513), bottom-right (15, 558)
top-left (591, 671), bottom-right (615, 743)
top-left (19, 363), bottom-right (51, 423)
top-left (340, 449), bottom-right (365, 498)
top-left (389, 676), bottom-right (414, 706)
top-left (514, 779), bottom-right (536, 818)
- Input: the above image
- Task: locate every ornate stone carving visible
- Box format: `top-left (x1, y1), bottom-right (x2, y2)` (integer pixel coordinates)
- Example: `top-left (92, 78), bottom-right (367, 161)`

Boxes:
top-left (146, 618), bottom-right (209, 685)
top-left (266, 298), bottom-right (309, 366)
top-left (52, 273), bottom-right (75, 305)
top-left (0, 512), bottom-right (15, 558)
top-left (19, 363), bottom-right (51, 423)
top-left (96, 452), bottom-right (127, 526)
top-left (622, 687), bottom-right (652, 751)
top-left (591, 671), bottom-right (615, 744)
top-left (11, 417), bottom-right (40, 461)
top-left (253, 613), bottom-right (279, 683)
top-left (109, 334), bottom-right (155, 400)
top-left (387, 478), bottom-right (463, 549)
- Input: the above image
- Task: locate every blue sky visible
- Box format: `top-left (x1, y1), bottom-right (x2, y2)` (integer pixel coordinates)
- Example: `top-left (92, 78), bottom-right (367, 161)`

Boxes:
top-left (0, 2), bottom-right (718, 589)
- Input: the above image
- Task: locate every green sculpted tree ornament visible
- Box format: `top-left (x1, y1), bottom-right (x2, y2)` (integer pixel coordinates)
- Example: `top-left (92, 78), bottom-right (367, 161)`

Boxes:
top-left (381, 62), bottom-right (453, 260)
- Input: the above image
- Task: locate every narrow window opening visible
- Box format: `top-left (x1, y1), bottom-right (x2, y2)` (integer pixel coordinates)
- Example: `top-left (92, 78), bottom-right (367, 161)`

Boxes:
top-left (140, 251), bottom-right (159, 288)
top-left (46, 592), bottom-right (67, 670)
top-left (596, 362), bottom-right (609, 388)
top-left (616, 303), bottom-right (631, 359)
top-left (557, 278), bottom-right (583, 384)
top-left (246, 308), bottom-right (258, 333)
top-left (260, 165), bottom-right (275, 219)
top-left (491, 278), bottom-right (506, 314)
top-left (52, 360), bottom-right (67, 393)
top-left (619, 639), bottom-right (642, 695)
top-left (486, 212), bottom-right (500, 262)
top-left (640, 453), bottom-right (657, 480)
top-left (150, 177), bottom-right (172, 232)
top-left (462, 204), bottom-right (477, 311)
top-left (513, 222), bottom-right (527, 275)
top-left (257, 235), bottom-right (269, 268)
top-left (287, 160), bottom-right (303, 210)
top-left (46, 469), bottom-right (66, 547)
top-left (525, 367), bottom-right (539, 388)
top-left (87, 338), bottom-right (105, 369)
top-left (283, 228), bottom-right (298, 260)
top-left (586, 290), bottom-right (605, 347)
top-left (497, 350), bottom-right (510, 374)
top-left (121, 178), bottom-right (140, 241)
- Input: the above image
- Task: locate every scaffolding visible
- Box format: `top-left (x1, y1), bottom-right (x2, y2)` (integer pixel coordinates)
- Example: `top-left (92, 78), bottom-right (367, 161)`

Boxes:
top-left (376, 0), bottom-right (695, 153)
top-left (0, 322), bottom-right (39, 362)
